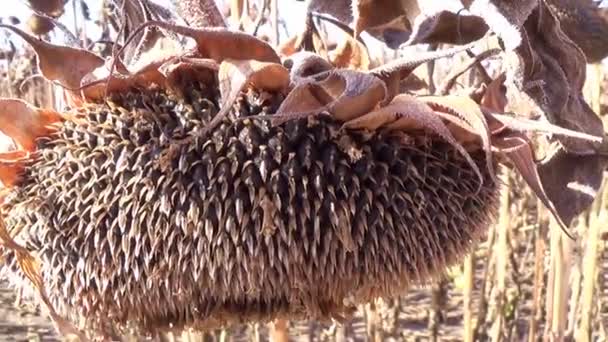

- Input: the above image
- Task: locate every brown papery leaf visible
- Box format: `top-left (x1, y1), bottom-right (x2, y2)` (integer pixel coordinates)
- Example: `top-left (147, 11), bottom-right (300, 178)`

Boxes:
top-left (538, 149), bottom-right (606, 228)
top-left (0, 99), bottom-right (63, 151)
top-left (0, 24), bottom-right (104, 105)
top-left (491, 133), bottom-right (573, 237)
top-left (274, 69), bottom-right (387, 125)
top-left (80, 57), bottom-right (172, 102)
top-left (278, 35), bottom-right (300, 57)
top-left (0, 151), bottom-right (28, 187)
top-left (159, 57), bottom-right (219, 95)
top-left (121, 21), bottom-right (280, 64)
top-left (353, 0), bottom-right (418, 38)
top-left (200, 59), bottom-right (290, 137)
top-left (329, 34), bottom-right (370, 70)
top-left (487, 113), bottom-right (603, 144)
top-left (342, 94), bottom-right (483, 188)
top-left (422, 95), bottom-right (494, 181)
top-left (480, 73), bottom-right (507, 113)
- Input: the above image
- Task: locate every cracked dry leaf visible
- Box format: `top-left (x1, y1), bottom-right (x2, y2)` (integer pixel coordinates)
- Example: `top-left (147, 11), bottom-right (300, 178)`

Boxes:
top-left (342, 94), bottom-right (483, 187)
top-left (274, 69), bottom-right (387, 125)
top-left (0, 24), bottom-right (104, 105)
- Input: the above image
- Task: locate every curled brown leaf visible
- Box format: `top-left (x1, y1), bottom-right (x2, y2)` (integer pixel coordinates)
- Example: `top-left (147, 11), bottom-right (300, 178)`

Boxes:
top-left (422, 95), bottom-right (494, 182)
top-left (200, 59), bottom-right (290, 137)
top-left (120, 20), bottom-right (280, 64)
top-left (0, 24), bottom-right (105, 106)
top-left (273, 69), bottom-right (387, 125)
top-left (0, 99), bottom-right (63, 152)
top-left (342, 93), bottom-right (484, 189)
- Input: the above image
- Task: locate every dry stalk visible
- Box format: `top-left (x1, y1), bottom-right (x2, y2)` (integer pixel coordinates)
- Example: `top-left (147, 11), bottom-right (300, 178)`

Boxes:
top-left (545, 215), bottom-right (574, 341)
top-left (490, 171), bottom-right (510, 341)
top-left (230, 0), bottom-right (245, 26)
top-left (576, 181), bottom-right (607, 341)
top-left (429, 279), bottom-right (447, 342)
top-left (463, 252), bottom-right (475, 342)
top-left (269, 0), bottom-right (278, 46)
top-left (474, 222), bottom-right (497, 341)
top-left (529, 199), bottom-right (548, 342)
top-left (572, 63), bottom-right (605, 342)
top-left (269, 319), bottom-right (289, 342)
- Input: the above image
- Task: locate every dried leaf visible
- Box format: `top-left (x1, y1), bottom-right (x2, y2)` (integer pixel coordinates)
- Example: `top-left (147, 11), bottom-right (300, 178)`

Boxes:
top-left (159, 57), bottom-right (219, 96)
top-left (278, 35), bottom-right (300, 57)
top-left (463, 1), bottom-right (607, 224)
top-left (80, 57), bottom-right (171, 102)
top-left (286, 51), bottom-right (334, 82)
top-left (0, 25), bottom-right (105, 105)
top-left (538, 148), bottom-right (606, 227)
top-left (172, 0), bottom-right (227, 28)
top-left (480, 73), bottom-right (507, 112)
top-left (328, 34), bottom-right (370, 70)
top-left (343, 94), bottom-right (483, 188)
top-left (0, 151), bottom-right (28, 187)
top-left (0, 99), bottom-right (63, 151)
top-left (487, 113), bottom-right (603, 144)
top-left (491, 133), bottom-right (572, 237)
top-left (274, 69), bottom-right (387, 125)
top-left (353, 0), bottom-right (417, 38)
top-left (421, 95), bottom-right (494, 180)
top-left (122, 21), bottom-right (280, 64)
top-left (200, 59), bottom-right (290, 136)
top-left (402, 10), bottom-right (488, 46)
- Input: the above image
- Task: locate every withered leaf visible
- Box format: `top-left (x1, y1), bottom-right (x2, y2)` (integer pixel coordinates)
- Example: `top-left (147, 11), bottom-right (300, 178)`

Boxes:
top-left (286, 51), bottom-right (334, 82)
top-left (201, 59), bottom-right (290, 136)
top-left (0, 99), bottom-right (63, 151)
top-left (0, 24), bottom-right (104, 105)
top-left (342, 94), bottom-right (483, 187)
top-left (491, 133), bottom-right (572, 237)
top-left (328, 33), bottom-right (370, 70)
top-left (352, 0), bottom-right (418, 38)
top-left (159, 57), bottom-right (219, 96)
top-left (480, 73), bottom-right (507, 113)
top-left (80, 57), bottom-right (172, 102)
top-left (422, 95), bottom-right (494, 180)
top-left (122, 21), bottom-right (280, 64)
top-left (463, 0), bottom-right (607, 228)
top-left (538, 148), bottom-right (607, 228)
top-left (274, 69), bottom-right (387, 125)
top-left (0, 151), bottom-right (28, 187)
